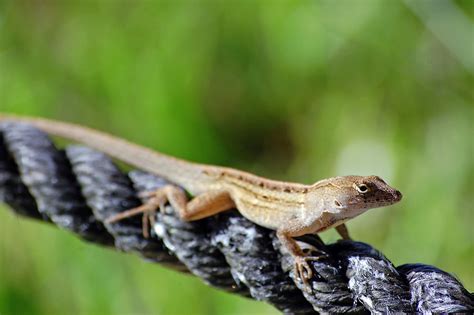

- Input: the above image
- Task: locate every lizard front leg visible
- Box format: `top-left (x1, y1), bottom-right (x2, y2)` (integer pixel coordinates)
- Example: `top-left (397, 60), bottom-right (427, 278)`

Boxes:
top-left (277, 223), bottom-right (325, 291)
top-left (335, 223), bottom-right (351, 240)
top-left (106, 185), bottom-right (235, 237)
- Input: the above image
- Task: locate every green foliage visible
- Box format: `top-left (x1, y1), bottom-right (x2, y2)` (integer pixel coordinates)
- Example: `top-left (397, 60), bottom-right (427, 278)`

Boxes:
top-left (0, 1), bottom-right (472, 314)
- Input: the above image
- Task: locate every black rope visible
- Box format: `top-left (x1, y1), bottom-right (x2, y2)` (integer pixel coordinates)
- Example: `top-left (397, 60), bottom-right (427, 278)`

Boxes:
top-left (0, 122), bottom-right (472, 314)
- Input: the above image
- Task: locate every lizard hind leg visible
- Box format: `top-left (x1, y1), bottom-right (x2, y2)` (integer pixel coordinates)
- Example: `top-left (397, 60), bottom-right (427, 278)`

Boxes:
top-left (105, 186), bottom-right (170, 238)
top-left (180, 189), bottom-right (235, 221)
top-left (140, 185), bottom-right (236, 222)
top-left (106, 185), bottom-right (236, 237)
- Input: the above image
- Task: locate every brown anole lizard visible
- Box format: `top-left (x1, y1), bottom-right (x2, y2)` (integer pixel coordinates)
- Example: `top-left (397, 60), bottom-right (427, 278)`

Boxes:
top-left (0, 114), bottom-right (402, 286)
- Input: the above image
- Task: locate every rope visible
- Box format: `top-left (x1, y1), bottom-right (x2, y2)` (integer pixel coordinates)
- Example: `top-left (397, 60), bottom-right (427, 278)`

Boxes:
top-left (0, 122), bottom-right (472, 314)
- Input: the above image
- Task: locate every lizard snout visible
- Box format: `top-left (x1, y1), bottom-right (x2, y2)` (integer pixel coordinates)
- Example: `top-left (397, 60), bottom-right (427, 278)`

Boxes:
top-left (392, 189), bottom-right (402, 202)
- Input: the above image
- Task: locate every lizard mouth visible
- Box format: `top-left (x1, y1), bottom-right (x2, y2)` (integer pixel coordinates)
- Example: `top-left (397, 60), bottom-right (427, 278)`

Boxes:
top-left (391, 189), bottom-right (403, 203)
top-left (373, 189), bottom-right (403, 206)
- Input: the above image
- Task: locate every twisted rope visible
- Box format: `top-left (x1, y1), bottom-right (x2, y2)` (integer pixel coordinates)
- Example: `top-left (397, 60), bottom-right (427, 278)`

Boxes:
top-left (0, 122), bottom-right (472, 314)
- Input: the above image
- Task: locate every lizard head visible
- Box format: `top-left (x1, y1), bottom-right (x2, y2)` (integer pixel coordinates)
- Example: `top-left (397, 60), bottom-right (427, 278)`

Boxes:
top-left (307, 175), bottom-right (402, 220)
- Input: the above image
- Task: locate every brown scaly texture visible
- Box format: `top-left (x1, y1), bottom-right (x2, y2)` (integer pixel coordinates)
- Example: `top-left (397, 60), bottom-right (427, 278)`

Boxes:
top-left (0, 122), bottom-right (473, 314)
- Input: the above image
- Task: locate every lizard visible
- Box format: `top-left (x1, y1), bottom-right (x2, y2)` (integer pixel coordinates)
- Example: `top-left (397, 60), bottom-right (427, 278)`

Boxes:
top-left (0, 114), bottom-right (402, 286)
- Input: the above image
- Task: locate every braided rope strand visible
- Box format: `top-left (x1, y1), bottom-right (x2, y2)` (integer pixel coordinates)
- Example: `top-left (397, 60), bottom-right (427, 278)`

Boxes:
top-left (0, 123), bottom-right (472, 314)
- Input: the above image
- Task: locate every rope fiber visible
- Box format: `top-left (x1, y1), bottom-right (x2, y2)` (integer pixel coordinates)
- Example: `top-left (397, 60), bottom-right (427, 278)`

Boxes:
top-left (0, 122), bottom-right (472, 314)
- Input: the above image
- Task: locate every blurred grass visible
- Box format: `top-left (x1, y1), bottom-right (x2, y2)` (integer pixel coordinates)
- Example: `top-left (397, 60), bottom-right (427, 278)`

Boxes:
top-left (0, 1), bottom-right (473, 314)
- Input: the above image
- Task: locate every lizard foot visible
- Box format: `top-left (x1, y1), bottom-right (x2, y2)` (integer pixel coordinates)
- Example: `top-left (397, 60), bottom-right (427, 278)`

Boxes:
top-left (294, 255), bottom-right (321, 291)
top-left (105, 189), bottom-right (168, 238)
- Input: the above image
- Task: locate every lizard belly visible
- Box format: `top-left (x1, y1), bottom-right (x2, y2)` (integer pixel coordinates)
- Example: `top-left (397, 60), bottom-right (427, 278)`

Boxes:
top-left (234, 198), bottom-right (302, 231)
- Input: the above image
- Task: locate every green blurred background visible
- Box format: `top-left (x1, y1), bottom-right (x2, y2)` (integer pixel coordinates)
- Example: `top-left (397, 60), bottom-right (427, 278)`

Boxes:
top-left (0, 1), bottom-right (473, 314)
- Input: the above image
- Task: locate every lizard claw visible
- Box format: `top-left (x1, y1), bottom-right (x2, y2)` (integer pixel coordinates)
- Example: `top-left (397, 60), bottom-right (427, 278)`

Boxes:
top-left (294, 255), bottom-right (321, 290)
top-left (294, 256), bottom-right (313, 282)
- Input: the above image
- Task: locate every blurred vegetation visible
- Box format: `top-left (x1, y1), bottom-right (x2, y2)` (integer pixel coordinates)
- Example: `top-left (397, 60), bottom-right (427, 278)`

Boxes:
top-left (0, 1), bottom-right (473, 314)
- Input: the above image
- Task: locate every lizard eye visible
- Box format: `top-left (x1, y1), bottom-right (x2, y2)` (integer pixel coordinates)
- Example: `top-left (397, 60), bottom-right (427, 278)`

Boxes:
top-left (355, 184), bottom-right (369, 193)
top-left (334, 200), bottom-right (343, 208)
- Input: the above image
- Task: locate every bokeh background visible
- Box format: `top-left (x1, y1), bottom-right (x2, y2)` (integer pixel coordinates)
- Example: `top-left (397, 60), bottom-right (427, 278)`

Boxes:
top-left (0, 1), bottom-right (473, 314)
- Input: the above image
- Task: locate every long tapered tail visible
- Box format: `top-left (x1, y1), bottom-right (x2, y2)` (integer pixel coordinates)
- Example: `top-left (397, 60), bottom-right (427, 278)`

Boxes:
top-left (0, 113), bottom-right (201, 184)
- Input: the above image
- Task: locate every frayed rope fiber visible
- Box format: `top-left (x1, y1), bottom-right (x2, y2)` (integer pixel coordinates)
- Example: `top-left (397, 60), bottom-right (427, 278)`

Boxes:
top-left (0, 122), bottom-right (472, 314)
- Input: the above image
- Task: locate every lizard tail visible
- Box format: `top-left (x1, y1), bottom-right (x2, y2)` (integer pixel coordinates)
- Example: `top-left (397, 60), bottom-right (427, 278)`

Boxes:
top-left (0, 113), bottom-right (200, 183)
